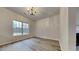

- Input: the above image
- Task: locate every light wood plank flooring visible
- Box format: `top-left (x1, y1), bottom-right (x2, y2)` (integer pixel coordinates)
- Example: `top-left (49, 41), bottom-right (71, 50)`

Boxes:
top-left (0, 38), bottom-right (61, 51)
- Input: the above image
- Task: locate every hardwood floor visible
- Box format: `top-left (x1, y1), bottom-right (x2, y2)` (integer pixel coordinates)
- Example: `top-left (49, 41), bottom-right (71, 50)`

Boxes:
top-left (0, 38), bottom-right (61, 51)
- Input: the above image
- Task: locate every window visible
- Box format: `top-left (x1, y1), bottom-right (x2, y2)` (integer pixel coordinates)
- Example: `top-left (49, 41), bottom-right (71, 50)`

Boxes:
top-left (13, 20), bottom-right (29, 36)
top-left (23, 23), bottom-right (29, 35)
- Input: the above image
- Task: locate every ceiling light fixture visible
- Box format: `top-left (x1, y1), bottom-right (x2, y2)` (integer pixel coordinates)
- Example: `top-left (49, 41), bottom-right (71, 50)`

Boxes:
top-left (25, 7), bottom-right (39, 16)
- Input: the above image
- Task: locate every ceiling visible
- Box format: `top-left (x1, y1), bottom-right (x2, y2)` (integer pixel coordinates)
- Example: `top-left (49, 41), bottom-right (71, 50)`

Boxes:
top-left (6, 7), bottom-right (60, 20)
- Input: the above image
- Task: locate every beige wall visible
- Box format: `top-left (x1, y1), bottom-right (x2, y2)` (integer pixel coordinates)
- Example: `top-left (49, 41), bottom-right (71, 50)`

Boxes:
top-left (35, 14), bottom-right (60, 41)
top-left (0, 8), bottom-right (35, 45)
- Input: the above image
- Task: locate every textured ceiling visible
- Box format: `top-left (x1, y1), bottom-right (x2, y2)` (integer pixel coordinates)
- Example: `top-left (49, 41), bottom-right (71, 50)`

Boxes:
top-left (6, 7), bottom-right (60, 20)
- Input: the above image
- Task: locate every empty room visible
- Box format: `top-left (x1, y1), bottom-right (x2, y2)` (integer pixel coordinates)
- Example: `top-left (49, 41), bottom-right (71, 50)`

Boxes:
top-left (0, 7), bottom-right (77, 51)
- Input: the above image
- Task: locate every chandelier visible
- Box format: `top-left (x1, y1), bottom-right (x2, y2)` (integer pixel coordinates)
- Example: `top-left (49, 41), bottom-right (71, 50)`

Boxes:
top-left (25, 7), bottom-right (39, 16)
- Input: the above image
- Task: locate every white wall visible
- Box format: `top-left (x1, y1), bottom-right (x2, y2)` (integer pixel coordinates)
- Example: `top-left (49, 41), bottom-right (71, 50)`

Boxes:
top-left (59, 7), bottom-right (69, 50)
top-left (35, 14), bottom-right (60, 41)
top-left (59, 7), bottom-right (76, 51)
top-left (68, 8), bottom-right (76, 51)
top-left (0, 8), bottom-right (35, 45)
top-left (76, 9), bottom-right (79, 33)
top-left (76, 10), bottom-right (79, 25)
